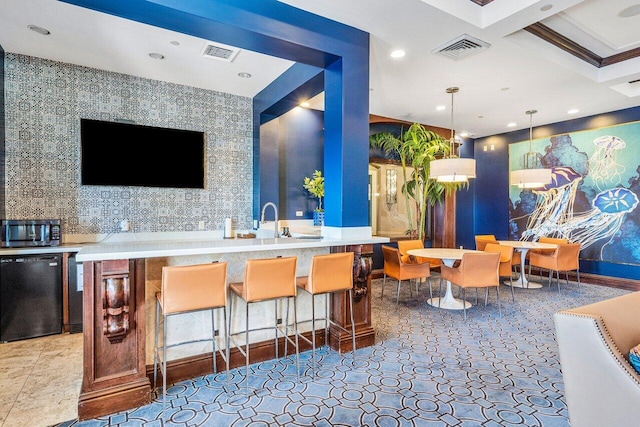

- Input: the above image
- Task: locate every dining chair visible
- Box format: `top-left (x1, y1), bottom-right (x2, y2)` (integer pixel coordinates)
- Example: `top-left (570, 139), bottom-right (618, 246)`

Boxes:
top-left (474, 234), bottom-right (497, 251)
top-left (483, 243), bottom-right (516, 302)
top-left (528, 243), bottom-right (581, 293)
top-left (153, 262), bottom-right (229, 413)
top-left (439, 252), bottom-right (501, 320)
top-left (296, 252), bottom-right (356, 379)
top-left (397, 239), bottom-right (441, 292)
top-left (381, 245), bottom-right (432, 304)
top-left (528, 237), bottom-right (568, 278)
top-left (228, 256), bottom-right (300, 395)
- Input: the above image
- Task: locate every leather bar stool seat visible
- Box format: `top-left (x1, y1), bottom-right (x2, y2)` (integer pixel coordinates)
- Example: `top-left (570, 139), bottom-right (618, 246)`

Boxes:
top-left (153, 262), bottom-right (229, 414)
top-left (228, 256), bottom-right (299, 395)
top-left (296, 252), bottom-right (356, 378)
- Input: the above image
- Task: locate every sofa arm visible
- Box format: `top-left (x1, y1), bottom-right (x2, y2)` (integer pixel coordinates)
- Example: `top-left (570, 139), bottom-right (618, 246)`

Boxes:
top-left (554, 310), bottom-right (640, 427)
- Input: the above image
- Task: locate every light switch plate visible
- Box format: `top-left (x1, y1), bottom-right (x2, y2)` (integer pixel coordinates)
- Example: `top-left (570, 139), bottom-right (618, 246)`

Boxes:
top-left (296, 211), bottom-right (303, 217)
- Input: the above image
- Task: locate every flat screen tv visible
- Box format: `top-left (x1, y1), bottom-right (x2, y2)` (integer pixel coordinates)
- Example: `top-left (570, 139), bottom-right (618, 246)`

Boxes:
top-left (80, 119), bottom-right (205, 189)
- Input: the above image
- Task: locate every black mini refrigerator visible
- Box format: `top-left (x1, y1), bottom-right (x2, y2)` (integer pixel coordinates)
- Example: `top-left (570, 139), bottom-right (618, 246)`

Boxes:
top-left (0, 254), bottom-right (63, 342)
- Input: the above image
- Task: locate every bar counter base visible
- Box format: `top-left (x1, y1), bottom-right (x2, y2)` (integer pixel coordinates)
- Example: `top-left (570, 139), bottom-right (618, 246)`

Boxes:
top-left (78, 379), bottom-right (151, 421)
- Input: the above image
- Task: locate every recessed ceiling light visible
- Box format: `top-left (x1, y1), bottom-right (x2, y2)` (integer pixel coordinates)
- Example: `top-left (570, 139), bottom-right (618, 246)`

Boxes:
top-left (459, 132), bottom-right (469, 137)
top-left (568, 109), bottom-right (580, 114)
top-left (300, 101), bottom-right (310, 108)
top-left (436, 105), bottom-right (446, 111)
top-left (27, 25), bottom-right (50, 35)
top-left (148, 52), bottom-right (165, 60)
top-left (500, 87), bottom-right (509, 91)
top-left (507, 122), bottom-right (517, 128)
top-left (237, 72), bottom-right (252, 79)
top-left (390, 50), bottom-right (405, 59)
top-left (540, 4), bottom-right (553, 12)
top-left (170, 40), bottom-right (180, 46)
top-left (478, 115), bottom-right (484, 119)
top-left (619, 4), bottom-right (640, 17)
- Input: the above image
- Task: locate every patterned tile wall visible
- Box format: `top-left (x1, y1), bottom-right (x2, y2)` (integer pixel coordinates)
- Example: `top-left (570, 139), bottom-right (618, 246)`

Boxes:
top-left (3, 53), bottom-right (253, 235)
top-left (0, 47), bottom-right (6, 218)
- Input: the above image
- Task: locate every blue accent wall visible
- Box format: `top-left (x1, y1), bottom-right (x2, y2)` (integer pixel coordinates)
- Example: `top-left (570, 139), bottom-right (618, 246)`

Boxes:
top-left (472, 106), bottom-right (640, 280)
top-left (63, 0), bottom-right (371, 229)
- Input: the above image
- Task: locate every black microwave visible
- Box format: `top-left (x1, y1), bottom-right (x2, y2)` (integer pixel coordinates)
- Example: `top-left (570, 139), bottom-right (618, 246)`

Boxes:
top-left (0, 219), bottom-right (61, 248)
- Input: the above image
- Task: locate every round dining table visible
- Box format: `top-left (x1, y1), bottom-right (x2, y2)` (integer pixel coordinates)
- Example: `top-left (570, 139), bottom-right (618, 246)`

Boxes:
top-left (497, 240), bottom-right (557, 289)
top-left (407, 247), bottom-right (480, 310)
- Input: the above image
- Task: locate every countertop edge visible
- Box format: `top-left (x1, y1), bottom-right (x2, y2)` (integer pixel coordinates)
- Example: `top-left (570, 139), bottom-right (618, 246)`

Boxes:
top-left (75, 236), bottom-right (390, 262)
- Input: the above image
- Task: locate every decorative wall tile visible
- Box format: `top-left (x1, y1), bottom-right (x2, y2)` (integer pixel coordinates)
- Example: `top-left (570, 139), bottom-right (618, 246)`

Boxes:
top-left (3, 53), bottom-right (253, 235)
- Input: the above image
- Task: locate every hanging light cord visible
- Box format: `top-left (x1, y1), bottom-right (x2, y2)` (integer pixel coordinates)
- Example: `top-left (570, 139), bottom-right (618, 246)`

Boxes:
top-left (447, 87), bottom-right (459, 158)
top-left (525, 109), bottom-right (537, 169)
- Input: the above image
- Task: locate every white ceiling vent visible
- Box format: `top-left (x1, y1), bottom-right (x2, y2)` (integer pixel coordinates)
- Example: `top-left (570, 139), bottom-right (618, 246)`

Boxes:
top-left (433, 34), bottom-right (491, 61)
top-left (201, 41), bottom-right (240, 62)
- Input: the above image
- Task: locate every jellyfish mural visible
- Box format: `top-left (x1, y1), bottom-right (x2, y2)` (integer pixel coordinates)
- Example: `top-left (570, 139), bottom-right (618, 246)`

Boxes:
top-left (568, 187), bottom-right (639, 256)
top-left (520, 166), bottom-right (582, 241)
top-left (589, 135), bottom-right (626, 191)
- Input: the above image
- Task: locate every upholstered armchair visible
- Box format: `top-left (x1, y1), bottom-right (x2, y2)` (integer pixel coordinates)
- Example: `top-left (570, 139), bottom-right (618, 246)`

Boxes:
top-left (554, 291), bottom-right (640, 427)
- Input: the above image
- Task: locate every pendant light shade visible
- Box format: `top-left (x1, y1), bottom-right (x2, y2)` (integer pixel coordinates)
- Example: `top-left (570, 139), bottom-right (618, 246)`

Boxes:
top-left (510, 110), bottom-right (552, 189)
top-left (429, 87), bottom-right (476, 183)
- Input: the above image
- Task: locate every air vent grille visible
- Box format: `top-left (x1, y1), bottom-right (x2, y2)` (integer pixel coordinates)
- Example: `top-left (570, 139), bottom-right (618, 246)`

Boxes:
top-left (201, 42), bottom-right (240, 62)
top-left (433, 34), bottom-right (490, 61)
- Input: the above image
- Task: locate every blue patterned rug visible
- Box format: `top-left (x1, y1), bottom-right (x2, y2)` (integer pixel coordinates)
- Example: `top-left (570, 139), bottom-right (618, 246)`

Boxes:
top-left (59, 276), bottom-right (629, 426)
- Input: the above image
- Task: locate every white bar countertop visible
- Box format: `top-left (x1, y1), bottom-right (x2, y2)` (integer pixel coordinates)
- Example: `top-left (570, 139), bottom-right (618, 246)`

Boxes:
top-left (76, 234), bottom-right (389, 262)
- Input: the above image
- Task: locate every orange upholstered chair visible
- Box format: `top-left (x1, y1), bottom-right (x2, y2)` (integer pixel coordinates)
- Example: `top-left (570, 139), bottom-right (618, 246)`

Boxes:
top-left (529, 243), bottom-right (581, 292)
top-left (228, 256), bottom-right (299, 394)
top-left (153, 262), bottom-right (229, 411)
top-left (397, 239), bottom-right (442, 271)
top-left (439, 252), bottom-right (501, 320)
top-left (483, 243), bottom-right (516, 302)
top-left (475, 234), bottom-right (497, 251)
top-left (296, 252), bottom-right (356, 378)
top-left (381, 245), bottom-right (431, 304)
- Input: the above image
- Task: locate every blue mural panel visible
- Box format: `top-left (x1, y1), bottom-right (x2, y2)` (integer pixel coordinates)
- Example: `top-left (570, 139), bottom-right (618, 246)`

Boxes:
top-left (509, 121), bottom-right (640, 265)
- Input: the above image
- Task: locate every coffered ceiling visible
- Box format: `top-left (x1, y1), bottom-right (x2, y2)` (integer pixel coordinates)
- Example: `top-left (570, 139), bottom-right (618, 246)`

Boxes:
top-left (0, 0), bottom-right (639, 138)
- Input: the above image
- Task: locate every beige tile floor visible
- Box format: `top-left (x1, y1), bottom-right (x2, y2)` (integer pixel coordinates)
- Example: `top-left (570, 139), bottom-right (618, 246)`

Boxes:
top-left (0, 333), bottom-right (82, 427)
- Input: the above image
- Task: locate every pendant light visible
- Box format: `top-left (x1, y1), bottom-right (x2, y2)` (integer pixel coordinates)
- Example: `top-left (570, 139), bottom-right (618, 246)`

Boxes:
top-left (510, 110), bottom-right (552, 189)
top-left (429, 87), bottom-right (476, 183)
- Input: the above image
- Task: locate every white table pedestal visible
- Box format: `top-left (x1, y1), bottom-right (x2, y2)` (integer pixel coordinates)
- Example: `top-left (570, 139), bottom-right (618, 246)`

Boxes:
top-left (427, 258), bottom-right (471, 310)
top-left (502, 247), bottom-right (543, 289)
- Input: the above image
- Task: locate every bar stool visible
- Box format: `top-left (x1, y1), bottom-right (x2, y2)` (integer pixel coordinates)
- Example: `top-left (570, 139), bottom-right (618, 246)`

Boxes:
top-left (153, 262), bottom-right (229, 413)
top-left (228, 256), bottom-right (299, 395)
top-left (296, 252), bottom-right (356, 379)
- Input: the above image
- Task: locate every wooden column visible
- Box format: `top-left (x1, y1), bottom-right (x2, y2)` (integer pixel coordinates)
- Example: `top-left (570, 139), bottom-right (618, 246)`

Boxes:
top-left (432, 190), bottom-right (457, 248)
top-left (78, 259), bottom-right (150, 420)
top-left (329, 245), bottom-right (375, 352)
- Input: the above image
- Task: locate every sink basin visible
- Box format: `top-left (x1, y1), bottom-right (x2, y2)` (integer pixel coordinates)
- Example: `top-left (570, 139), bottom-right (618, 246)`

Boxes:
top-left (293, 235), bottom-right (322, 240)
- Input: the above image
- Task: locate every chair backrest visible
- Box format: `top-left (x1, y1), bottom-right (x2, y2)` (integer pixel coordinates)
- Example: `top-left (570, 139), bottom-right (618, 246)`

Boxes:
top-left (484, 243), bottom-right (514, 276)
top-left (475, 234), bottom-right (497, 251)
top-left (382, 245), bottom-right (430, 280)
top-left (243, 256), bottom-right (297, 302)
top-left (458, 252), bottom-right (500, 287)
top-left (382, 245), bottom-right (401, 277)
top-left (397, 240), bottom-right (424, 263)
top-left (555, 243), bottom-right (581, 270)
top-left (306, 252), bottom-right (354, 294)
top-left (539, 237), bottom-right (568, 245)
top-left (161, 262), bottom-right (227, 314)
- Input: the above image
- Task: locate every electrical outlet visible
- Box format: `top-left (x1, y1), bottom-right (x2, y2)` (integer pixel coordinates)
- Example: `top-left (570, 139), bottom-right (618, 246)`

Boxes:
top-left (277, 318), bottom-right (282, 325)
top-left (214, 329), bottom-right (219, 336)
top-left (295, 211), bottom-right (303, 217)
top-left (198, 220), bottom-right (205, 230)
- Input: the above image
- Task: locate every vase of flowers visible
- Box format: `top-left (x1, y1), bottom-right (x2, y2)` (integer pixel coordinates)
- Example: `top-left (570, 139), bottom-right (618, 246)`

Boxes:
top-left (303, 170), bottom-right (324, 226)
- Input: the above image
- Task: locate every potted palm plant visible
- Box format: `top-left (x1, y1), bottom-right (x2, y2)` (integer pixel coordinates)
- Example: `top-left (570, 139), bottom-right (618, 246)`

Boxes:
top-left (303, 170), bottom-right (325, 226)
top-left (370, 123), bottom-right (461, 240)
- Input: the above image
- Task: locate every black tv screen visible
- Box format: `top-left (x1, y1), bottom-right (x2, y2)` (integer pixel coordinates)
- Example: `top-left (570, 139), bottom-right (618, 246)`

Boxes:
top-left (80, 119), bottom-right (205, 189)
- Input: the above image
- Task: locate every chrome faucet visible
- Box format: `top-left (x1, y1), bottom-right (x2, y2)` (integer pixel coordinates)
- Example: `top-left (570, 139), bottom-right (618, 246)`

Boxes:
top-left (260, 202), bottom-right (279, 238)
